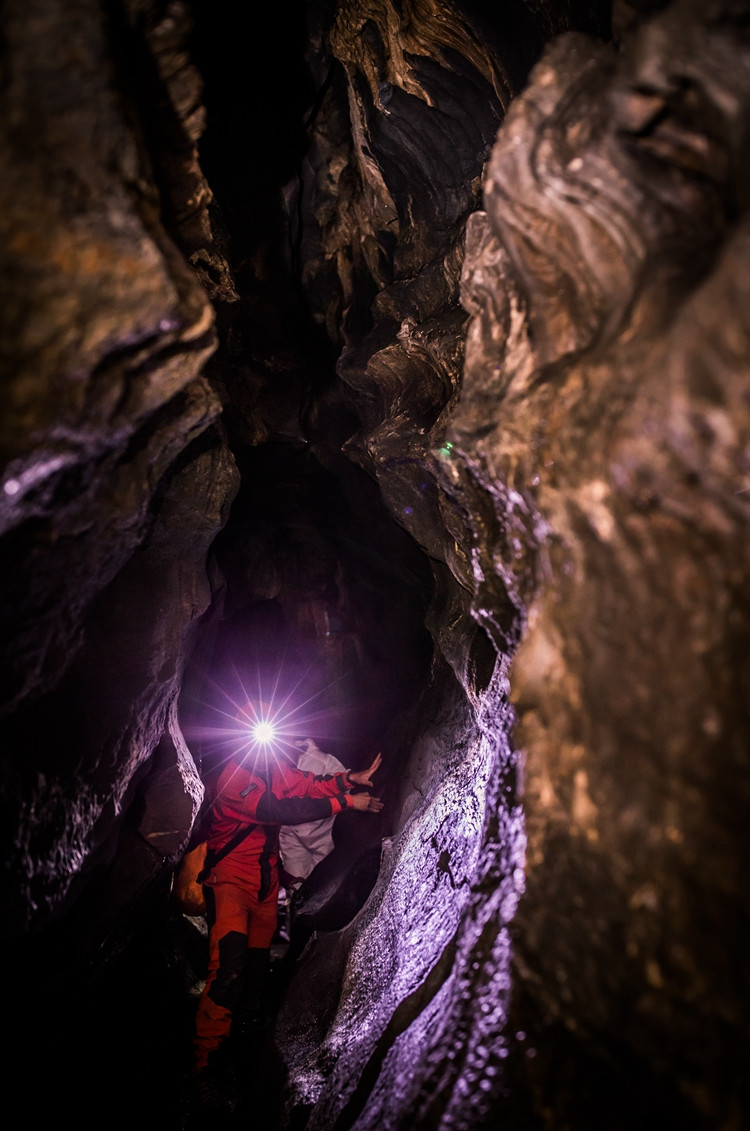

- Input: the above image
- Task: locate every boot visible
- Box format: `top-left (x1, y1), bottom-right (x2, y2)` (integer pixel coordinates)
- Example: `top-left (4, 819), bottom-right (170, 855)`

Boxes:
top-left (230, 947), bottom-right (271, 1070)
top-left (190, 1046), bottom-right (237, 1120)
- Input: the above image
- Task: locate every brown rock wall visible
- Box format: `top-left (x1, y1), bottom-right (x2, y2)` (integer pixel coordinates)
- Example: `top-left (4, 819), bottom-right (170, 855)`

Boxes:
top-left (454, 2), bottom-right (750, 1124)
top-left (0, 0), bottom-right (238, 940)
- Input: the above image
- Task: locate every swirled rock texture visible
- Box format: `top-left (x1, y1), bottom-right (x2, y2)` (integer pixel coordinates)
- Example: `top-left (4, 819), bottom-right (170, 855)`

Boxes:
top-left (451, 2), bottom-right (750, 1126)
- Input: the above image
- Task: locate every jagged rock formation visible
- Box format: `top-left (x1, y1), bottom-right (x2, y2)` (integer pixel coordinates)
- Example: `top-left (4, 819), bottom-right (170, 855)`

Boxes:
top-left (0, 1), bottom-right (747, 1130)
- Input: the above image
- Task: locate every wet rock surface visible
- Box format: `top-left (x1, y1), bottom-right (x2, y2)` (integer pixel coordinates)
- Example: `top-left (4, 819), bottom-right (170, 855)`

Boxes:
top-left (1, 1), bottom-right (748, 1130)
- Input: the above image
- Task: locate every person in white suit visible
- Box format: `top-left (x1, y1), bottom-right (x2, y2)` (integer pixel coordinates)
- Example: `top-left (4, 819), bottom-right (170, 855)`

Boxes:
top-left (279, 738), bottom-right (347, 889)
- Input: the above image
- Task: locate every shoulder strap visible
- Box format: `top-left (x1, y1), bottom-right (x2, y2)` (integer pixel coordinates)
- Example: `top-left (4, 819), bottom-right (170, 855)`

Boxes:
top-left (198, 821), bottom-right (257, 881)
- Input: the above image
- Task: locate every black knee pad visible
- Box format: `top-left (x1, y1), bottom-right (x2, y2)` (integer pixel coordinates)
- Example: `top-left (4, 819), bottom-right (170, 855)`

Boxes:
top-left (208, 930), bottom-right (247, 1010)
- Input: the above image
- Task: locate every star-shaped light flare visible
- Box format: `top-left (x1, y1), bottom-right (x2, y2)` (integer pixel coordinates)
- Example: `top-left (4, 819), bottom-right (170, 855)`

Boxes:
top-left (181, 655), bottom-right (345, 777)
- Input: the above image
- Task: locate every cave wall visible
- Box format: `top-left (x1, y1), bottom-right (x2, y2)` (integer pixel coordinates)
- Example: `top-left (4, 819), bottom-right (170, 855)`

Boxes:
top-left (274, 2), bottom-right (750, 1129)
top-left (453, 5), bottom-right (750, 1125)
top-left (0, 1), bottom-right (748, 1130)
top-left (0, 0), bottom-right (242, 950)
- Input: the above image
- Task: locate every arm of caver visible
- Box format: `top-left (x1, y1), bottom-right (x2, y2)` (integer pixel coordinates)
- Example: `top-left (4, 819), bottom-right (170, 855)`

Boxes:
top-left (273, 763), bottom-right (353, 799)
top-left (255, 788), bottom-right (356, 824)
top-left (213, 762), bottom-right (367, 826)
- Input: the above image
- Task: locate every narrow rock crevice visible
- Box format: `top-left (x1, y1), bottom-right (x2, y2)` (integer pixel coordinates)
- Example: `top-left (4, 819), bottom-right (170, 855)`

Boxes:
top-left (1, 2), bottom-right (748, 1130)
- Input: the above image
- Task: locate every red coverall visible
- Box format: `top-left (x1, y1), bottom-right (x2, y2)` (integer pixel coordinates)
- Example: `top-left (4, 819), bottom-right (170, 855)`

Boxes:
top-left (193, 755), bottom-right (358, 1071)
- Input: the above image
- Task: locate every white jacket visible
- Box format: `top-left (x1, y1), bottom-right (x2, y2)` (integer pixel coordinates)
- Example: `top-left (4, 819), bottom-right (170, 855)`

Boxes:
top-left (279, 740), bottom-right (347, 885)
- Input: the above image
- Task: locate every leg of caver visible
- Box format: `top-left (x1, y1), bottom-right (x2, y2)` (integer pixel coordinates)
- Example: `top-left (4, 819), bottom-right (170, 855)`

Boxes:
top-left (193, 882), bottom-right (252, 1074)
top-left (233, 886), bottom-right (277, 1059)
top-left (240, 946), bottom-right (271, 1019)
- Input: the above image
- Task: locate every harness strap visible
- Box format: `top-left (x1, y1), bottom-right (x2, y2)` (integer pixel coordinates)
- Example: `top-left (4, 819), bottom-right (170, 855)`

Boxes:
top-left (198, 822), bottom-right (257, 882)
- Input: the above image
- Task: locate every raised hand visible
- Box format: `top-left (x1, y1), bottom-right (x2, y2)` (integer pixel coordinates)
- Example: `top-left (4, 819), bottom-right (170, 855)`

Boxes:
top-left (348, 753), bottom-right (382, 789)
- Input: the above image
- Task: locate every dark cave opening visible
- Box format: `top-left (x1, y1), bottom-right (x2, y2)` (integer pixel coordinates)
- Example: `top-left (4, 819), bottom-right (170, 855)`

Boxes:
top-left (179, 468), bottom-right (436, 778)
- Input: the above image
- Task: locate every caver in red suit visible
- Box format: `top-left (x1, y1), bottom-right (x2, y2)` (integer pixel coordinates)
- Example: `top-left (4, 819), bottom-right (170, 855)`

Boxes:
top-left (192, 747), bottom-right (383, 1077)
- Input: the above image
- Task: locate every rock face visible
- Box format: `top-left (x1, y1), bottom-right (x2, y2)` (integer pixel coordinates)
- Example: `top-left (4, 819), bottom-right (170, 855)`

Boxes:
top-left (0, 0), bottom-right (238, 951)
top-left (0, 1), bottom-right (748, 1130)
top-left (454, 6), bottom-right (750, 1126)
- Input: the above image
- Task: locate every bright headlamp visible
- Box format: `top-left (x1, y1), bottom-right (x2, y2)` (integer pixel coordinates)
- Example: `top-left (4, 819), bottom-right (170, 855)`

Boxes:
top-left (252, 720), bottom-right (276, 745)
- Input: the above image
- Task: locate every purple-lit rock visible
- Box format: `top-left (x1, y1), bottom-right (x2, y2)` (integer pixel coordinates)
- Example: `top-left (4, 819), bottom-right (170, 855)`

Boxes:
top-left (277, 661), bottom-right (524, 1130)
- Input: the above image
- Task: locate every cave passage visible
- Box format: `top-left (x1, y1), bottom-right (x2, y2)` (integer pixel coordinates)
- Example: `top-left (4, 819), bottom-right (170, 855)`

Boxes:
top-left (178, 441), bottom-right (437, 776)
top-left (2, 1), bottom-right (748, 1129)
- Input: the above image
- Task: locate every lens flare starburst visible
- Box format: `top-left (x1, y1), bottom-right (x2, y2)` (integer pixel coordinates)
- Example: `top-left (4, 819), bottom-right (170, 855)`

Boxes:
top-left (252, 720), bottom-right (276, 744)
top-left (180, 649), bottom-right (347, 778)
